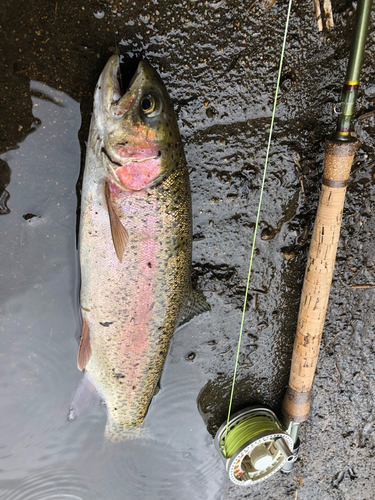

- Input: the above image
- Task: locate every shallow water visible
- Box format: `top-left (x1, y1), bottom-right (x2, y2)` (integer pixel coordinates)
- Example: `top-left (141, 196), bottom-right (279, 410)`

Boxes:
top-left (0, 82), bottom-right (225, 500)
top-left (1, 0), bottom-right (375, 498)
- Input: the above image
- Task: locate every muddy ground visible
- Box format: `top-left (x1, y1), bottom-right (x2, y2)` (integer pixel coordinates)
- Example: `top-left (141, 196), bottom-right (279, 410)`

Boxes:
top-left (1, 0), bottom-right (375, 498)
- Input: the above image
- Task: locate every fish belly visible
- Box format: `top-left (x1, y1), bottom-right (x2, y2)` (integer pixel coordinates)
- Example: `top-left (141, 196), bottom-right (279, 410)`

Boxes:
top-left (79, 146), bottom-right (191, 437)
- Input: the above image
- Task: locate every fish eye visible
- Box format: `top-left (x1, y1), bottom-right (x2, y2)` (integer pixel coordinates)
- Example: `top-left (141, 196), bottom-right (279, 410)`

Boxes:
top-left (141, 94), bottom-right (160, 117)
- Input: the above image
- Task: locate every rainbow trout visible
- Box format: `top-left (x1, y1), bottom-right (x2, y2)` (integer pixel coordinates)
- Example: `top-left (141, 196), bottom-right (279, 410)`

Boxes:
top-left (75, 55), bottom-right (208, 441)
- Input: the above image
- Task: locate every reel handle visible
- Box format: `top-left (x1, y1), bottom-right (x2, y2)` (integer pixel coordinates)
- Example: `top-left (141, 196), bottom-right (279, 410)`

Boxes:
top-left (282, 138), bottom-right (358, 423)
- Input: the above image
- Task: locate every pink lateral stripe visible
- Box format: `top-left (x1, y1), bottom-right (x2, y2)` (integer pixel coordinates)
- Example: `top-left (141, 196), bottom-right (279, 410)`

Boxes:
top-left (120, 213), bottom-right (159, 389)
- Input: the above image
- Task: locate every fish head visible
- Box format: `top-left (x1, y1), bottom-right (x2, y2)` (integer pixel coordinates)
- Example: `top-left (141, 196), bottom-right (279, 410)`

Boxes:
top-left (94, 55), bottom-right (184, 192)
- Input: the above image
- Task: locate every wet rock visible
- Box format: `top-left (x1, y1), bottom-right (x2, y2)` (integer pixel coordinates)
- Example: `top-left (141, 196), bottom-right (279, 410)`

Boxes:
top-left (332, 470), bottom-right (345, 488)
top-left (22, 213), bottom-right (38, 220)
top-left (184, 352), bottom-right (196, 362)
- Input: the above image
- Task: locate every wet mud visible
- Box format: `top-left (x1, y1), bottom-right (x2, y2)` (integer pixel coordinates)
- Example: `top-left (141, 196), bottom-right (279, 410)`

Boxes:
top-left (1, 0), bottom-right (375, 499)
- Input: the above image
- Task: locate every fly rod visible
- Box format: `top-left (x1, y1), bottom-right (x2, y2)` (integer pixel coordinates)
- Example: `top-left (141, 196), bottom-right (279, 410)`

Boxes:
top-left (214, 0), bottom-right (373, 485)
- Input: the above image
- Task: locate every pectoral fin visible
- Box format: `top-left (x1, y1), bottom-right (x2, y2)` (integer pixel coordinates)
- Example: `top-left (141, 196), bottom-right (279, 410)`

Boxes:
top-left (104, 181), bottom-right (129, 262)
top-left (77, 318), bottom-right (92, 371)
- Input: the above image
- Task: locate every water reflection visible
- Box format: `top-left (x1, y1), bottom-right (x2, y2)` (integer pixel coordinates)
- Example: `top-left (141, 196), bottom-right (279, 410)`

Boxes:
top-left (0, 466), bottom-right (97, 500)
top-left (0, 81), bottom-right (85, 498)
top-left (0, 81), bottom-right (225, 500)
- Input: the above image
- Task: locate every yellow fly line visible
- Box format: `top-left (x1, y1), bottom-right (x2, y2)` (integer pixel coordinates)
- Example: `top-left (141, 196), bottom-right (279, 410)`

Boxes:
top-left (224, 0), bottom-right (294, 447)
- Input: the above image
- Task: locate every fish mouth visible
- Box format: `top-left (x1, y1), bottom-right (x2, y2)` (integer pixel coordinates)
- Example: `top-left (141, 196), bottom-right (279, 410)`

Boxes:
top-left (97, 55), bottom-right (151, 119)
top-left (103, 55), bottom-right (137, 117)
top-left (101, 147), bottom-right (161, 166)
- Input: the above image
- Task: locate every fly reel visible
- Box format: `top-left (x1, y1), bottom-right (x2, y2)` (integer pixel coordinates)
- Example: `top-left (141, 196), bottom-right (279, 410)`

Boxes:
top-left (214, 407), bottom-right (298, 485)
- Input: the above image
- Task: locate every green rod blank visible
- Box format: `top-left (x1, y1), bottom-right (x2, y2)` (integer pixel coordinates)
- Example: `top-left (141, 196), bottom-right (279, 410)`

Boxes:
top-left (335, 0), bottom-right (373, 140)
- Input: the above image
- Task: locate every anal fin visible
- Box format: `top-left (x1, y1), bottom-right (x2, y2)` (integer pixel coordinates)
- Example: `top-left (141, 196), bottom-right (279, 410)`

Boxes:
top-left (104, 181), bottom-right (129, 262)
top-left (68, 373), bottom-right (100, 421)
top-left (77, 318), bottom-right (92, 371)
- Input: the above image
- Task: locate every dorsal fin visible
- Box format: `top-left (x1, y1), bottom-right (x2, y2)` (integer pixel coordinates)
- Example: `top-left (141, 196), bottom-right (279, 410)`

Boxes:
top-left (104, 181), bottom-right (129, 262)
top-left (77, 318), bottom-right (92, 371)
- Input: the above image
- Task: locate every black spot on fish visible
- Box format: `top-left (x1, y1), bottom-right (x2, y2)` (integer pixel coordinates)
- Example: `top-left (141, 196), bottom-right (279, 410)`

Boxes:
top-left (100, 321), bottom-right (114, 327)
top-left (148, 262), bottom-right (152, 268)
top-left (114, 373), bottom-right (125, 379)
top-left (132, 386), bottom-right (136, 390)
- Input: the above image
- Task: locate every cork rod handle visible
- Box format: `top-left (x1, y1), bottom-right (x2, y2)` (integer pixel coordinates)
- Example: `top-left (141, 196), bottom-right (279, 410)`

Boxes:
top-left (282, 138), bottom-right (358, 423)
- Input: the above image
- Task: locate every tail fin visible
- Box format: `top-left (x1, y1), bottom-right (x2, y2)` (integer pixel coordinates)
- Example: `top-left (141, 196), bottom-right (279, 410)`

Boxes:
top-left (104, 419), bottom-right (152, 443)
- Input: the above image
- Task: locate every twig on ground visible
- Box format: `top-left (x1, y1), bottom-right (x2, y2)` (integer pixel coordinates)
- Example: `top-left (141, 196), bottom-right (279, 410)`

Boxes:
top-left (314, 0), bottom-right (323, 31)
top-left (334, 358), bottom-right (341, 385)
top-left (319, 418), bottom-right (330, 435)
top-left (349, 284), bottom-right (375, 289)
top-left (293, 155), bottom-right (306, 200)
top-left (52, 2), bottom-right (58, 24)
top-left (323, 0), bottom-right (334, 29)
top-left (358, 110), bottom-right (375, 120)
top-left (325, 330), bottom-right (343, 348)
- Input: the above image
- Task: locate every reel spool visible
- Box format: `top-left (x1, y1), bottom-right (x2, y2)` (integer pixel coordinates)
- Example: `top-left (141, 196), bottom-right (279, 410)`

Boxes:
top-left (214, 407), bottom-right (297, 485)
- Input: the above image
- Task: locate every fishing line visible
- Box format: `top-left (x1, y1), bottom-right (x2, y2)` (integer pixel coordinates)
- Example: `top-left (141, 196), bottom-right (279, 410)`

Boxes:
top-left (224, 0), bottom-right (294, 445)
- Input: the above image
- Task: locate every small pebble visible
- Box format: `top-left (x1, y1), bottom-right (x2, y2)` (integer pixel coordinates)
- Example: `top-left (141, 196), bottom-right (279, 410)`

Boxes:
top-left (93, 11), bottom-right (105, 19)
top-left (185, 352), bottom-right (196, 361)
